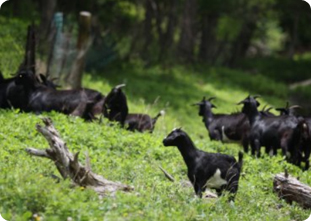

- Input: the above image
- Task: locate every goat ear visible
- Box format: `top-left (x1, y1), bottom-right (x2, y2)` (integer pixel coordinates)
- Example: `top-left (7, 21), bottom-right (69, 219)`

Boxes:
top-left (39, 74), bottom-right (47, 82)
top-left (208, 97), bottom-right (216, 101)
top-left (237, 100), bottom-right (245, 105)
top-left (191, 102), bottom-right (203, 106)
top-left (211, 104), bottom-right (217, 108)
top-left (256, 100), bottom-right (260, 107)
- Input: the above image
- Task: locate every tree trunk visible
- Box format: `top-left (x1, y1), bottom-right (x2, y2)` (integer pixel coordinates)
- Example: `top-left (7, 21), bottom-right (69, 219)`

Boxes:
top-left (25, 118), bottom-right (133, 196)
top-left (177, 0), bottom-right (197, 63)
top-left (227, 20), bottom-right (257, 67)
top-left (39, 0), bottom-right (57, 40)
top-left (66, 12), bottom-right (92, 89)
top-left (157, 0), bottom-right (178, 62)
top-left (198, 15), bottom-right (218, 63)
top-left (19, 25), bottom-right (36, 74)
top-left (141, 0), bottom-right (154, 61)
top-left (273, 172), bottom-right (311, 209)
top-left (288, 14), bottom-right (299, 60)
top-left (38, 0), bottom-right (57, 64)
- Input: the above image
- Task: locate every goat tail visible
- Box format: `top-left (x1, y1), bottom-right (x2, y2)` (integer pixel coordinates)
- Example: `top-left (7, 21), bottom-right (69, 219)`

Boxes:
top-left (152, 110), bottom-right (165, 123)
top-left (238, 151), bottom-right (244, 170)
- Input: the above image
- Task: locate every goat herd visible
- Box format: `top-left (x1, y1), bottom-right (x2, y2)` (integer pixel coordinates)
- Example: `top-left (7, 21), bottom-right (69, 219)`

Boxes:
top-left (1, 69), bottom-right (310, 200)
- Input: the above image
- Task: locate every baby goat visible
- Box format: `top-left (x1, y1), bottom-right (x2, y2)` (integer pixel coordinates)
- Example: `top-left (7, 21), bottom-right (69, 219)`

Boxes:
top-left (163, 128), bottom-right (243, 199)
top-left (103, 84), bottom-right (164, 132)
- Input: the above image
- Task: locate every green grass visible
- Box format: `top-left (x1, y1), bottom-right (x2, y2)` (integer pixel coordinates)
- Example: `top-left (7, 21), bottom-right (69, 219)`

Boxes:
top-left (0, 17), bottom-right (311, 221)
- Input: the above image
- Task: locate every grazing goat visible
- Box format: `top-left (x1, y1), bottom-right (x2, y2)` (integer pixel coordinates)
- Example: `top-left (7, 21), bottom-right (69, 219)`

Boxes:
top-left (14, 70), bottom-right (101, 120)
top-left (238, 95), bottom-right (308, 159)
top-left (103, 84), bottom-right (164, 132)
top-left (163, 128), bottom-right (243, 199)
top-left (193, 97), bottom-right (250, 152)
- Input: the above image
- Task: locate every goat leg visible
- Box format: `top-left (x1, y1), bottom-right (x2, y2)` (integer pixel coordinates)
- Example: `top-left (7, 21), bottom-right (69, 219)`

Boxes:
top-left (242, 137), bottom-right (249, 153)
top-left (254, 139), bottom-right (261, 158)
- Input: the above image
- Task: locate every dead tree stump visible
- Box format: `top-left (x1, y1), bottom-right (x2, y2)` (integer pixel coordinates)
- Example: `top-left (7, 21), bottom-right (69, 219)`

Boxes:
top-left (273, 172), bottom-right (311, 209)
top-left (25, 118), bottom-right (133, 196)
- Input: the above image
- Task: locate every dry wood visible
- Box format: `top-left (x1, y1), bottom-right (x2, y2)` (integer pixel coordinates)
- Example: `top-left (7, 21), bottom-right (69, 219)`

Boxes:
top-left (25, 118), bottom-right (133, 196)
top-left (273, 172), bottom-right (311, 209)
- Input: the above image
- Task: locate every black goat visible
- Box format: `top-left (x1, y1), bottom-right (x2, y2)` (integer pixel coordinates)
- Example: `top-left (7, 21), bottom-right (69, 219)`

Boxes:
top-left (275, 102), bottom-right (301, 116)
top-left (275, 102), bottom-right (310, 170)
top-left (14, 70), bottom-right (100, 120)
top-left (103, 84), bottom-right (164, 132)
top-left (125, 110), bottom-right (165, 132)
top-left (163, 128), bottom-right (243, 199)
top-left (103, 84), bottom-right (128, 125)
top-left (38, 73), bottom-right (105, 116)
top-left (193, 97), bottom-right (250, 152)
top-left (0, 72), bottom-right (29, 110)
top-left (37, 74), bottom-right (60, 90)
top-left (0, 72), bottom-right (60, 110)
top-left (238, 95), bottom-right (307, 158)
top-left (292, 118), bottom-right (311, 170)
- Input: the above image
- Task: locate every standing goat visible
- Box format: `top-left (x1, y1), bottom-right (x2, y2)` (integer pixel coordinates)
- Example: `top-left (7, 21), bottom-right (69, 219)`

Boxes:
top-left (103, 84), bottom-right (164, 132)
top-left (193, 97), bottom-right (250, 152)
top-left (163, 128), bottom-right (243, 199)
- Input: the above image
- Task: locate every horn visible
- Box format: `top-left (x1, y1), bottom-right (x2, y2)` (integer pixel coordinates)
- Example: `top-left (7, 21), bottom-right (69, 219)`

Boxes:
top-left (253, 95), bottom-right (261, 99)
top-left (208, 97), bottom-right (216, 101)
top-left (191, 102), bottom-right (202, 106)
top-left (289, 105), bottom-right (302, 110)
top-left (115, 84), bottom-right (126, 89)
top-left (266, 107), bottom-right (273, 112)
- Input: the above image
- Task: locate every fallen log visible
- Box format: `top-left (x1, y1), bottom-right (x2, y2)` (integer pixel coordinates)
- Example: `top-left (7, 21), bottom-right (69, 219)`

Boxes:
top-left (273, 172), bottom-right (311, 209)
top-left (26, 118), bottom-right (133, 196)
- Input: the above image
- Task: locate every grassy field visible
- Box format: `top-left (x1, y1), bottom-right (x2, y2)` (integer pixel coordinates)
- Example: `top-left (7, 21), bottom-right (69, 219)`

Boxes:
top-left (0, 17), bottom-right (311, 221)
